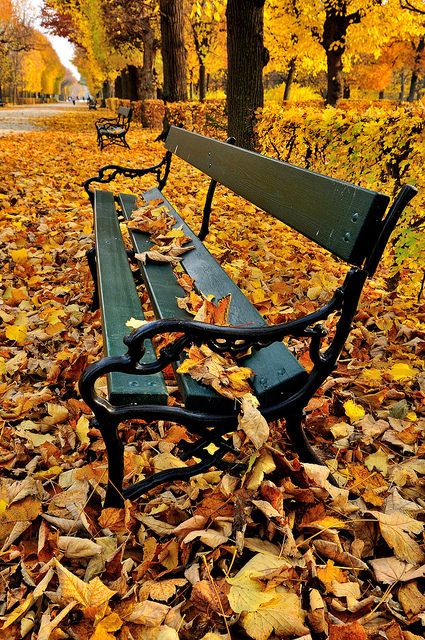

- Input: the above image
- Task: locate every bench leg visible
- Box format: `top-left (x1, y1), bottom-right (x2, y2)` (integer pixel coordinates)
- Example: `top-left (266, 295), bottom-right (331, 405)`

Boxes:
top-left (285, 410), bottom-right (325, 466)
top-left (93, 416), bottom-right (125, 508)
top-left (86, 248), bottom-right (99, 310)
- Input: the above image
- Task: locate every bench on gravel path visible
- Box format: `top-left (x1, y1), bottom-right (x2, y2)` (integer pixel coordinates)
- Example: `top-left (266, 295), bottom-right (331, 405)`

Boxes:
top-left (80, 125), bottom-right (417, 507)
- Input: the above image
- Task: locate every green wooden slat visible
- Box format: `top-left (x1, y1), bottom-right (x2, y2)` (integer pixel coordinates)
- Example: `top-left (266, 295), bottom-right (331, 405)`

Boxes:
top-left (165, 126), bottom-right (390, 265)
top-left (119, 190), bottom-right (308, 411)
top-left (94, 189), bottom-right (168, 406)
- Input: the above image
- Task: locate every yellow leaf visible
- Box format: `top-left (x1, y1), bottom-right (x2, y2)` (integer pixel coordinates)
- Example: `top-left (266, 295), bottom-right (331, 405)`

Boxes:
top-left (55, 559), bottom-right (116, 618)
top-left (125, 317), bottom-right (148, 329)
top-left (360, 368), bottom-right (382, 383)
top-left (317, 560), bottom-right (348, 591)
top-left (5, 324), bottom-right (27, 344)
top-left (76, 415), bottom-right (90, 445)
top-left (33, 465), bottom-right (62, 479)
top-left (90, 613), bottom-right (122, 640)
top-left (343, 399), bottom-right (365, 422)
top-left (365, 448), bottom-right (388, 476)
top-left (241, 589), bottom-right (308, 640)
top-left (10, 248), bottom-right (28, 264)
top-left (390, 363), bottom-right (418, 381)
top-left (122, 600), bottom-right (170, 625)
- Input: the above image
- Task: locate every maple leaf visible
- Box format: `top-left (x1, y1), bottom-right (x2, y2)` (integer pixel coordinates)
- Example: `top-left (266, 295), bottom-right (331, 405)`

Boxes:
top-left (368, 510), bottom-right (425, 564)
top-left (241, 588), bottom-right (308, 640)
top-left (55, 559), bottom-right (116, 619)
top-left (369, 557), bottom-right (425, 584)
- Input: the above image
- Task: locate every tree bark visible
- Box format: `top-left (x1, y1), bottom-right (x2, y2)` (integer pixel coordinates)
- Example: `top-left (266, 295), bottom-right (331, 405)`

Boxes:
top-left (226, 0), bottom-right (267, 150)
top-left (159, 0), bottom-right (187, 102)
top-left (199, 62), bottom-right (206, 101)
top-left (399, 69), bottom-right (405, 101)
top-left (408, 37), bottom-right (424, 102)
top-left (138, 18), bottom-right (158, 100)
top-left (283, 58), bottom-right (296, 101)
top-left (321, 1), bottom-right (360, 107)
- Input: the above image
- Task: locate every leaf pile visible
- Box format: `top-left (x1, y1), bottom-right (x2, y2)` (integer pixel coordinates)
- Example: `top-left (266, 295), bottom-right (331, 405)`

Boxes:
top-left (0, 109), bottom-right (424, 640)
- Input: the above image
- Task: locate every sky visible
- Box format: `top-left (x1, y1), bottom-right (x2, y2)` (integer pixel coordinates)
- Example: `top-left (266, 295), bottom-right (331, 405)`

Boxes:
top-left (28, 0), bottom-right (81, 80)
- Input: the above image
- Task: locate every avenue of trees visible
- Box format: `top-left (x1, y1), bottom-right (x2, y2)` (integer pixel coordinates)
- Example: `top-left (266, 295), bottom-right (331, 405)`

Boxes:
top-left (0, 0), bottom-right (68, 102)
top-left (2, 1), bottom-right (425, 147)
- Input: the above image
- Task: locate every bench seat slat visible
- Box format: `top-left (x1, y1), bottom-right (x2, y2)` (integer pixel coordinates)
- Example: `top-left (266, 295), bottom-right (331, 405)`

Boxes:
top-left (119, 190), bottom-right (308, 412)
top-left (165, 126), bottom-right (390, 266)
top-left (94, 190), bottom-right (168, 406)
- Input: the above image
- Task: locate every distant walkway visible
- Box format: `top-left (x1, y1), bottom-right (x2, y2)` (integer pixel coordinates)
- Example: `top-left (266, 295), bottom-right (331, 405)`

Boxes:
top-left (0, 102), bottom-right (86, 135)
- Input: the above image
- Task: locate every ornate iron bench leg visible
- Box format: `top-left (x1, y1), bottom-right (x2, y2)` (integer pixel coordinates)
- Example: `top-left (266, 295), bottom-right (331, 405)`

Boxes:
top-left (285, 410), bottom-right (324, 466)
top-left (93, 415), bottom-right (125, 508)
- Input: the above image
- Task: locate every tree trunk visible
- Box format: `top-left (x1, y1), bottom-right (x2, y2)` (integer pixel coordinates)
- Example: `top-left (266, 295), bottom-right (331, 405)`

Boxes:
top-left (139, 19), bottom-right (158, 101)
top-left (399, 69), bottom-right (405, 101)
top-left (378, 89), bottom-right (385, 99)
top-left (226, 0), bottom-right (267, 150)
top-left (199, 62), bottom-right (206, 101)
top-left (159, 0), bottom-right (187, 102)
top-left (321, 1), bottom-right (360, 107)
top-left (408, 37), bottom-right (425, 102)
top-left (283, 57), bottom-right (296, 101)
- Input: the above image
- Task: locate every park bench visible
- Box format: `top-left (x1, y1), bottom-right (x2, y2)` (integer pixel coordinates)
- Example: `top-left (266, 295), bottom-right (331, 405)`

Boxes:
top-left (95, 105), bottom-right (132, 150)
top-left (81, 125), bottom-right (417, 507)
top-left (88, 98), bottom-right (97, 110)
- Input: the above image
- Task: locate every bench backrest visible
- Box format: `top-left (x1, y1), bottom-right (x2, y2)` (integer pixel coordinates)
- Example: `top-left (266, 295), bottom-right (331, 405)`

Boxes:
top-left (165, 126), bottom-right (392, 270)
top-left (117, 106), bottom-right (132, 127)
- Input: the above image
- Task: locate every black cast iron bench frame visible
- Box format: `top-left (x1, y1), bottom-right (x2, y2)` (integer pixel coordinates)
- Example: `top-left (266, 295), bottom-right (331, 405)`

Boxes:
top-left (81, 126), bottom-right (416, 507)
top-left (95, 105), bottom-right (132, 150)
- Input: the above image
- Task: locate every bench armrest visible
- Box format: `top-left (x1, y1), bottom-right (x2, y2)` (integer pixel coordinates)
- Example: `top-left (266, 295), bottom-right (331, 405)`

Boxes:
top-left (80, 270), bottom-right (368, 414)
top-left (84, 152), bottom-right (172, 205)
top-left (95, 116), bottom-right (117, 126)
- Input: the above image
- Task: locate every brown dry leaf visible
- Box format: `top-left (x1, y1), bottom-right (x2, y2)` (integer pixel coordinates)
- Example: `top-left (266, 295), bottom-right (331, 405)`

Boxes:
top-left (312, 540), bottom-right (368, 570)
top-left (368, 510), bottom-right (425, 563)
top-left (328, 621), bottom-right (367, 640)
top-left (142, 579), bottom-right (187, 602)
top-left (0, 496), bottom-right (42, 545)
top-left (398, 581), bottom-right (425, 617)
top-left (238, 394), bottom-right (269, 449)
top-left (369, 557), bottom-right (425, 584)
top-left (58, 536), bottom-right (103, 559)
top-left (122, 600), bottom-right (170, 626)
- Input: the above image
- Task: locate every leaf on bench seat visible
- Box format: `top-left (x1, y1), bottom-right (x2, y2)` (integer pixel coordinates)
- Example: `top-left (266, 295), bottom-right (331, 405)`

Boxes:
top-left (238, 393), bottom-right (270, 450)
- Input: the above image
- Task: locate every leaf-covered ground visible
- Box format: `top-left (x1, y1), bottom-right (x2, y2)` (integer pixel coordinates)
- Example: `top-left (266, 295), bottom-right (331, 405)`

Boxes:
top-left (0, 108), bottom-right (424, 640)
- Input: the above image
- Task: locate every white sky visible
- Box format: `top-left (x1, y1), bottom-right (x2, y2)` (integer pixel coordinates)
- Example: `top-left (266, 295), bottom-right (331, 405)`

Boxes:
top-left (27, 0), bottom-right (81, 80)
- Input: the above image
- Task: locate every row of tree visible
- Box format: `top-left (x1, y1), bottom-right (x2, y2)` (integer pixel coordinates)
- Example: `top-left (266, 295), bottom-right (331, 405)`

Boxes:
top-left (0, 0), bottom-right (70, 102)
top-left (40, 0), bottom-right (425, 148)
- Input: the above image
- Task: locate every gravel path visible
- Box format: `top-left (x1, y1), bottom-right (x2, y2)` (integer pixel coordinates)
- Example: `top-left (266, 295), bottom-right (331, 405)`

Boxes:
top-left (0, 102), bottom-right (86, 135)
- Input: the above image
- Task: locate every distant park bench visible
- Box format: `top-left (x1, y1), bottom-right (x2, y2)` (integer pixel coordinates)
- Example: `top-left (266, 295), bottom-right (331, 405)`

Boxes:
top-left (95, 105), bottom-right (132, 150)
top-left (81, 125), bottom-right (417, 507)
top-left (88, 98), bottom-right (97, 110)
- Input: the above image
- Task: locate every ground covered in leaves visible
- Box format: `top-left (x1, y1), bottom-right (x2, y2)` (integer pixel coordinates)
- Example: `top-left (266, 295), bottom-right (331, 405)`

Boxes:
top-left (0, 108), bottom-right (424, 640)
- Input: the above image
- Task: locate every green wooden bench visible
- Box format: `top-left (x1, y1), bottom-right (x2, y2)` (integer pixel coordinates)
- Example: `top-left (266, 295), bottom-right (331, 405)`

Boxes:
top-left (81, 126), bottom-right (417, 507)
top-left (95, 105), bottom-right (132, 150)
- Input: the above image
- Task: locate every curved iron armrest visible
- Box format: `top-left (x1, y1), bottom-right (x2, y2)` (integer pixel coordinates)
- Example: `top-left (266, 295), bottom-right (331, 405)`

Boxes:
top-left (95, 116), bottom-right (118, 127)
top-left (83, 151), bottom-right (172, 206)
top-left (79, 268), bottom-right (367, 414)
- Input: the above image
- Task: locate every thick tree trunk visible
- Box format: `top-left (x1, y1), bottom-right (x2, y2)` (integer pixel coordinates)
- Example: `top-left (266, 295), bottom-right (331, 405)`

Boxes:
top-left (283, 58), bottom-right (296, 101)
top-left (159, 0), bottom-right (187, 102)
top-left (322, 1), bottom-right (360, 107)
top-left (139, 22), bottom-right (158, 100)
top-left (199, 62), bottom-right (206, 101)
top-left (408, 37), bottom-right (425, 102)
top-left (226, 0), bottom-right (267, 150)
top-left (399, 69), bottom-right (405, 101)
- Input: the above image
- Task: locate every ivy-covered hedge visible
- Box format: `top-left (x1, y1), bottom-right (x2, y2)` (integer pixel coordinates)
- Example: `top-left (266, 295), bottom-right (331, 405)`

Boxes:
top-left (255, 103), bottom-right (424, 281)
